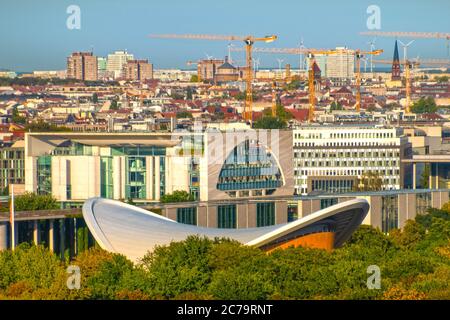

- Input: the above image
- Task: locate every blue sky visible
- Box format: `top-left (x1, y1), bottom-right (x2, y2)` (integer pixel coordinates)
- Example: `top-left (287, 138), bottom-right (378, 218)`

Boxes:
top-left (0, 0), bottom-right (449, 71)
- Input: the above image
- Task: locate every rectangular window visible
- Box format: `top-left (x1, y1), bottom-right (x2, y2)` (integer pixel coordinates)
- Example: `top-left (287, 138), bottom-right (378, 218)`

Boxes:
top-left (382, 195), bottom-right (398, 233)
top-left (320, 198), bottom-right (338, 209)
top-left (177, 207), bottom-right (197, 225)
top-left (287, 204), bottom-right (298, 222)
top-left (100, 157), bottom-right (113, 199)
top-left (257, 202), bottom-right (275, 227)
top-left (217, 205), bottom-right (237, 228)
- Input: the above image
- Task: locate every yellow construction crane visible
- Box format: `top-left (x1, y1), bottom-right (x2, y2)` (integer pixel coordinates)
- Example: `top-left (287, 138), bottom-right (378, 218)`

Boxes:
top-left (149, 34), bottom-right (277, 122)
top-left (231, 46), bottom-right (382, 118)
top-left (374, 59), bottom-right (420, 113)
top-left (360, 31), bottom-right (450, 55)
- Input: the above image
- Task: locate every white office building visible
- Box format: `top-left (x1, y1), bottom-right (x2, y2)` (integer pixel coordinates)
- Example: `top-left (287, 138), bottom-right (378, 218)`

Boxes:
top-left (293, 125), bottom-right (409, 195)
top-left (106, 50), bottom-right (134, 79)
top-left (307, 47), bottom-right (355, 81)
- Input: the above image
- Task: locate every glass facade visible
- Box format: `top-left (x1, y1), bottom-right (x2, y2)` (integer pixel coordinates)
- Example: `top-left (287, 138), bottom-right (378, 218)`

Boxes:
top-left (52, 142), bottom-right (92, 156)
top-left (111, 146), bottom-right (166, 156)
top-left (0, 147), bottom-right (24, 193)
top-left (37, 155), bottom-right (52, 195)
top-left (311, 179), bottom-right (354, 194)
top-left (287, 203), bottom-right (298, 222)
top-left (217, 140), bottom-right (283, 197)
top-left (189, 157), bottom-right (200, 200)
top-left (382, 195), bottom-right (398, 233)
top-left (177, 207), bottom-right (197, 225)
top-left (320, 198), bottom-right (338, 209)
top-left (217, 205), bottom-right (237, 228)
top-left (416, 192), bottom-right (431, 215)
top-left (257, 202), bottom-right (275, 227)
top-left (125, 157), bottom-right (146, 199)
top-left (100, 157), bottom-right (113, 199)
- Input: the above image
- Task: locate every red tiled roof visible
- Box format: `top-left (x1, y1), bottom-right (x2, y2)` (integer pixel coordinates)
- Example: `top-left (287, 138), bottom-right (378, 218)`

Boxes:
top-left (287, 109), bottom-right (309, 121)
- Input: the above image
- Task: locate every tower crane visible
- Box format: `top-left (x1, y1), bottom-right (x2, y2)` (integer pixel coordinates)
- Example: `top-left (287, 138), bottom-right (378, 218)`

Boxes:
top-left (149, 34), bottom-right (277, 122)
top-left (231, 46), bottom-right (383, 118)
top-left (372, 59), bottom-right (420, 113)
top-left (360, 31), bottom-right (450, 56)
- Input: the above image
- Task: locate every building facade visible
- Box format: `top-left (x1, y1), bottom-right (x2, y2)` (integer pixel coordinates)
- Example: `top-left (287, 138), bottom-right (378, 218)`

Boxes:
top-left (197, 59), bottom-right (224, 82)
top-left (24, 130), bottom-right (294, 206)
top-left (293, 125), bottom-right (410, 195)
top-left (307, 47), bottom-right (355, 81)
top-left (123, 59), bottom-right (153, 81)
top-left (0, 141), bottom-right (24, 194)
top-left (67, 52), bottom-right (98, 81)
top-left (106, 50), bottom-right (134, 79)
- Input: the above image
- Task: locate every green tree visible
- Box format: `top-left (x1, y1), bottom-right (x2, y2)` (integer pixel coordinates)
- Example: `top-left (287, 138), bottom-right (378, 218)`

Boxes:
top-left (176, 111), bottom-right (193, 119)
top-left (354, 171), bottom-right (383, 191)
top-left (12, 192), bottom-right (59, 211)
top-left (186, 87), bottom-right (193, 100)
top-left (190, 74), bottom-right (199, 82)
top-left (411, 97), bottom-right (437, 114)
top-left (25, 120), bottom-right (72, 132)
top-left (140, 236), bottom-right (213, 298)
top-left (435, 76), bottom-right (449, 83)
top-left (253, 104), bottom-right (292, 129)
top-left (110, 99), bottom-right (119, 110)
top-left (420, 164), bottom-right (430, 188)
top-left (160, 190), bottom-right (194, 203)
top-left (11, 106), bottom-right (26, 124)
top-left (330, 101), bottom-right (343, 111)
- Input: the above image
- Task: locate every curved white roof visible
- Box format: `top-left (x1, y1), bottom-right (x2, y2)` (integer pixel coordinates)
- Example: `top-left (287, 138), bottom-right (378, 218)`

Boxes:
top-left (82, 198), bottom-right (369, 262)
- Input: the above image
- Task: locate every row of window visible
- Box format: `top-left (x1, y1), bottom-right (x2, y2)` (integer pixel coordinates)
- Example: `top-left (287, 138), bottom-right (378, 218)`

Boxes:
top-left (176, 203), bottom-right (276, 228)
top-left (295, 141), bottom-right (398, 147)
top-left (296, 169), bottom-right (400, 177)
top-left (297, 160), bottom-right (399, 168)
top-left (294, 150), bottom-right (400, 159)
top-left (294, 131), bottom-right (395, 140)
top-left (176, 193), bottom-right (432, 234)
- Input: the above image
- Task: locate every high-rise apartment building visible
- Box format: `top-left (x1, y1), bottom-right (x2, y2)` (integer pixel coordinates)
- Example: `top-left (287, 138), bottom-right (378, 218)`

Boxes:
top-left (293, 125), bottom-right (409, 195)
top-left (67, 52), bottom-right (98, 81)
top-left (307, 47), bottom-right (355, 82)
top-left (106, 50), bottom-right (134, 79)
top-left (123, 59), bottom-right (153, 81)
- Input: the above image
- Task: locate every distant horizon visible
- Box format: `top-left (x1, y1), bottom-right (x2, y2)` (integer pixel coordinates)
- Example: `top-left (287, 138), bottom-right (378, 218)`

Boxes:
top-left (1, 0), bottom-right (449, 72)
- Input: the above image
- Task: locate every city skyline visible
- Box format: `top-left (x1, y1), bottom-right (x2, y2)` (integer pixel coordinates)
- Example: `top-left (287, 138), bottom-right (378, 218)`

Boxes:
top-left (0, 0), bottom-right (449, 72)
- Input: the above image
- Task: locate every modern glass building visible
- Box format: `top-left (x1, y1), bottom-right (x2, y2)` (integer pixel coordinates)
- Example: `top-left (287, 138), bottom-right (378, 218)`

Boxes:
top-left (24, 131), bottom-right (294, 205)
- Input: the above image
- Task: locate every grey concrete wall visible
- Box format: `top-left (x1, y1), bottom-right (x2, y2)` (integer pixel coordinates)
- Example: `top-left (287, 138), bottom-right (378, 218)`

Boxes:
top-left (275, 201), bottom-right (288, 224)
top-left (370, 196), bottom-right (382, 230)
top-left (206, 206), bottom-right (217, 228)
top-left (237, 204), bottom-right (248, 229)
top-left (198, 206), bottom-right (208, 227)
top-left (0, 222), bottom-right (8, 250)
top-left (248, 203), bottom-right (257, 228)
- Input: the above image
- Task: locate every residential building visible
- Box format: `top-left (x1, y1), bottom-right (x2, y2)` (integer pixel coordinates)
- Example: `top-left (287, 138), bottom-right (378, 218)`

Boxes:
top-left (106, 50), bottom-right (134, 79)
top-left (197, 59), bottom-right (224, 82)
top-left (293, 125), bottom-right (410, 195)
top-left (67, 52), bottom-right (98, 81)
top-left (0, 140), bottom-right (24, 194)
top-left (307, 47), bottom-right (355, 82)
top-left (123, 59), bottom-right (153, 81)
